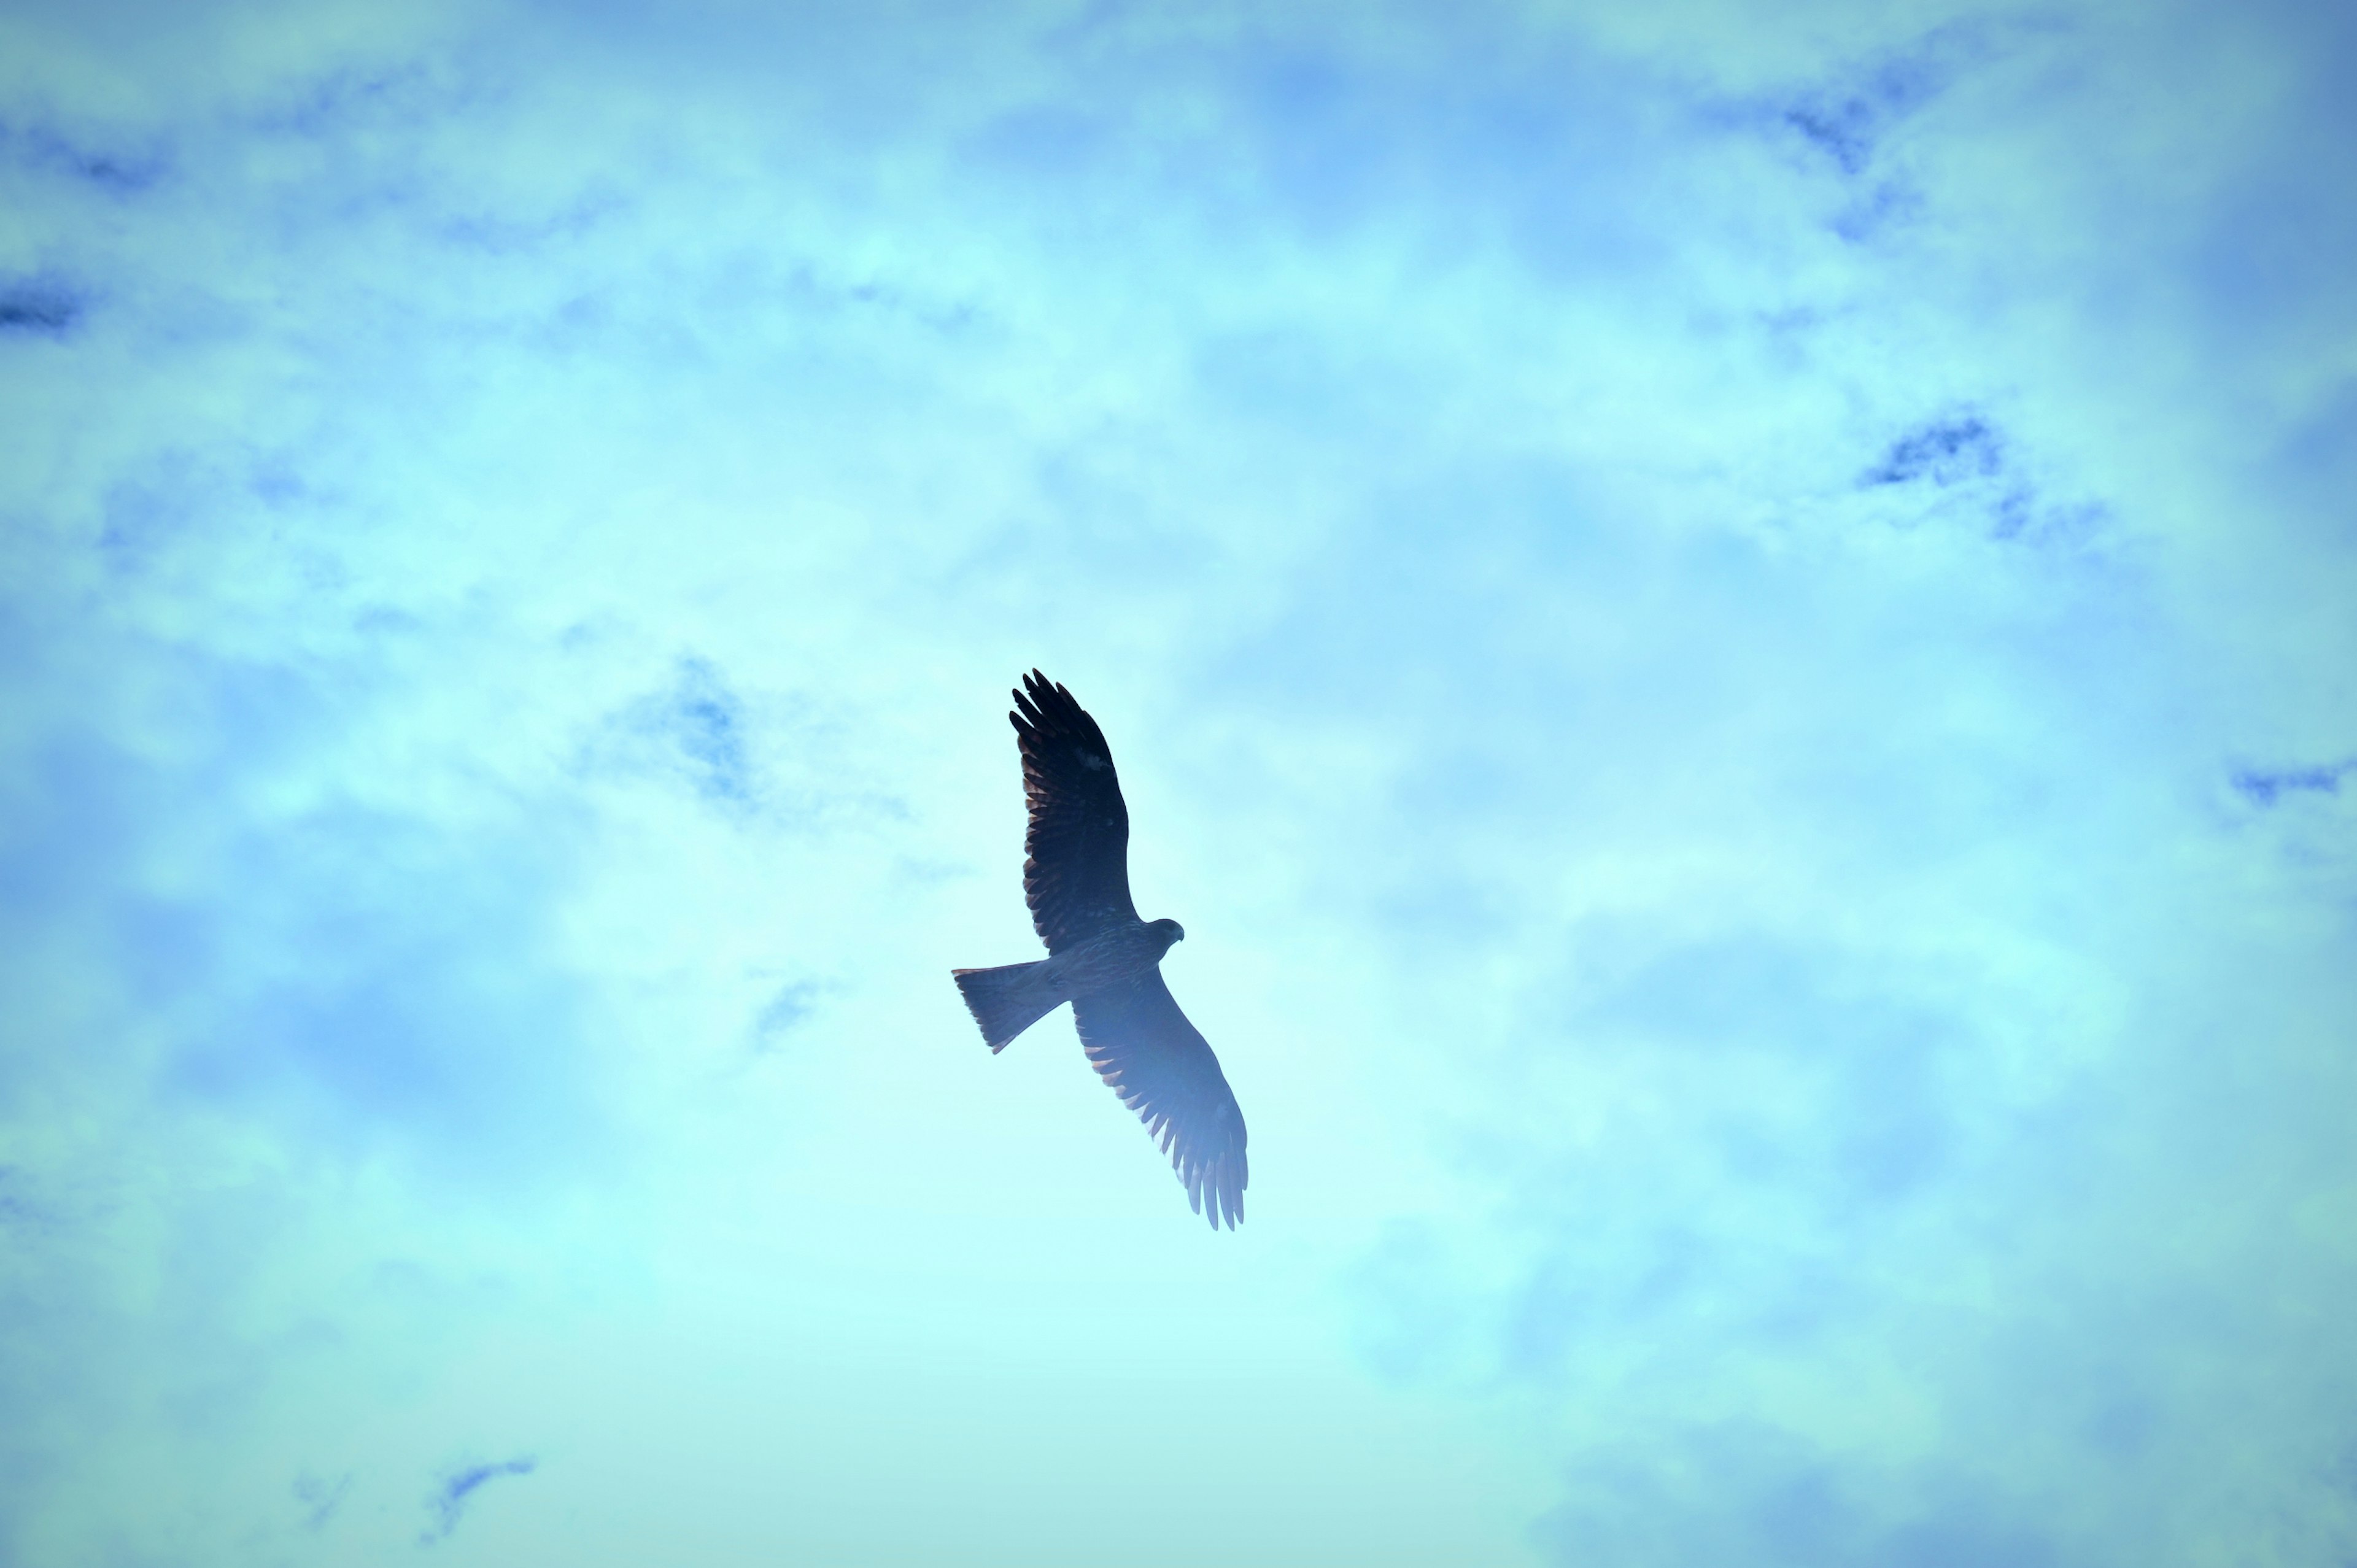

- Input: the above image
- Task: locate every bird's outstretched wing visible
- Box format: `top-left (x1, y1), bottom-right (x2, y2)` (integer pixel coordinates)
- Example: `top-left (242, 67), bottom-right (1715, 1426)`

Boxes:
top-left (1072, 971), bottom-right (1248, 1229)
top-left (1011, 670), bottom-right (1138, 952)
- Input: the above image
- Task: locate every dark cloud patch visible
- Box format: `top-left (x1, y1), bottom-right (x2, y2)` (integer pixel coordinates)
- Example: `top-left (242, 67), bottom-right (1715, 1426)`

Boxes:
top-left (420, 1456), bottom-right (535, 1545)
top-left (1, 119), bottom-right (164, 191)
top-left (582, 660), bottom-right (753, 806)
top-left (2231, 760), bottom-right (2351, 806)
top-left (25, 132), bottom-right (163, 193)
top-left (0, 274), bottom-right (85, 337)
top-left (2003, 496), bottom-right (2109, 547)
top-left (1862, 415), bottom-right (2004, 488)
top-left (637, 657), bottom-right (755, 808)
top-left (292, 1470), bottom-right (352, 1532)
top-left (257, 62), bottom-right (451, 140)
top-left (1780, 47), bottom-right (1955, 176)
top-left (1857, 412), bottom-right (2121, 547)
top-left (739, 256), bottom-right (983, 338)
top-left (90, 449), bottom-right (327, 572)
top-left (579, 660), bottom-right (910, 829)
top-left (753, 979), bottom-right (822, 1050)
top-left (1853, 412), bottom-right (2103, 544)
top-left (98, 472), bottom-right (201, 569)
top-left (1762, 25), bottom-right (2023, 244)
top-left (1830, 179), bottom-right (1924, 242)
top-left (51, 150), bottom-right (157, 193)
top-left (1987, 487), bottom-right (2034, 540)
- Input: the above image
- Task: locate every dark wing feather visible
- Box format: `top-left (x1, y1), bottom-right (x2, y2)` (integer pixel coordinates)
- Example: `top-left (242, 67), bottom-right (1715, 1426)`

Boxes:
top-left (1011, 670), bottom-right (1137, 952)
top-left (1072, 971), bottom-right (1248, 1229)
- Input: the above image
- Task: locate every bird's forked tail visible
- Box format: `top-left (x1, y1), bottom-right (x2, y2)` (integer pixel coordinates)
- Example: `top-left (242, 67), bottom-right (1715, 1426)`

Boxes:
top-left (951, 960), bottom-right (1065, 1052)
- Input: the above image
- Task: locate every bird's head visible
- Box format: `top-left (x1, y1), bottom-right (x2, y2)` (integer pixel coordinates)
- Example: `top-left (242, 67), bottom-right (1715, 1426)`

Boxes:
top-left (1150, 917), bottom-right (1185, 949)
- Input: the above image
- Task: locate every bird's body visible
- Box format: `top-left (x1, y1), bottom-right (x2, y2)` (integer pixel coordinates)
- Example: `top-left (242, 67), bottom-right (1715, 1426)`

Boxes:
top-left (951, 671), bottom-right (1248, 1229)
top-left (951, 919), bottom-right (1182, 1051)
top-left (1041, 917), bottom-right (1185, 1000)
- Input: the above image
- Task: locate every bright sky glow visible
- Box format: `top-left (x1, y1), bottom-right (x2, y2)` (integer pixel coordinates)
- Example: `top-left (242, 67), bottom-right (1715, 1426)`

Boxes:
top-left (4, 2), bottom-right (2354, 1564)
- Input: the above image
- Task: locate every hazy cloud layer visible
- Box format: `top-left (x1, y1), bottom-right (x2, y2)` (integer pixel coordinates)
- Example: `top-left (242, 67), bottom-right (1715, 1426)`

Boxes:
top-left (1, 1), bottom-right (2350, 1563)
top-left (422, 1456), bottom-right (536, 1545)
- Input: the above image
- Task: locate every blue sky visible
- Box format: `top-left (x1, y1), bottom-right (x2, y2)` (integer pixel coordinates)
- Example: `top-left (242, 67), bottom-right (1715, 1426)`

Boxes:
top-left (3, 1), bottom-right (2353, 1562)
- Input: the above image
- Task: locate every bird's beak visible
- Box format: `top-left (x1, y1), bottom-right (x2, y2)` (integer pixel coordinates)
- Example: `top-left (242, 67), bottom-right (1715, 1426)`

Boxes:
top-left (1175, 925), bottom-right (1186, 941)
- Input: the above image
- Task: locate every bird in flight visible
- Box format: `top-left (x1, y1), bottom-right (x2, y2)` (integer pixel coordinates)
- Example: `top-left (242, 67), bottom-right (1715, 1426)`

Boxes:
top-left (952, 671), bottom-right (1248, 1229)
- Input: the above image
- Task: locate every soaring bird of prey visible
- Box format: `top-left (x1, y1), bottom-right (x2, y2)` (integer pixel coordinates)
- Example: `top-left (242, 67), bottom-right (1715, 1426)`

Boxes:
top-left (952, 671), bottom-right (1248, 1229)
